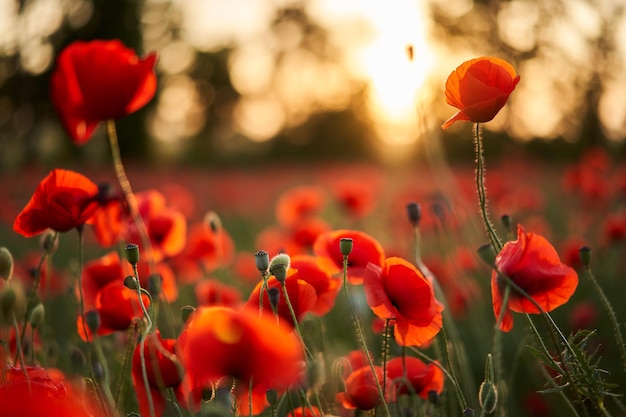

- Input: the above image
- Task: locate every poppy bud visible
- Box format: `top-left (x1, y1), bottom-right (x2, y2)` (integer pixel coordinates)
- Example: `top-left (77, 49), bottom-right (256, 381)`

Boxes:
top-left (148, 273), bottom-right (162, 297)
top-left (406, 202), bottom-right (422, 227)
top-left (204, 211), bottom-right (222, 233)
top-left (500, 214), bottom-right (512, 234)
top-left (39, 231), bottom-right (59, 254)
top-left (579, 246), bottom-right (592, 268)
top-left (29, 303), bottom-right (45, 328)
top-left (0, 286), bottom-right (16, 318)
top-left (124, 275), bottom-right (138, 290)
top-left (428, 390), bottom-right (440, 405)
top-left (266, 388), bottom-right (278, 406)
top-left (479, 354), bottom-right (497, 414)
top-left (339, 238), bottom-right (353, 257)
top-left (126, 243), bottom-right (140, 265)
top-left (477, 243), bottom-right (497, 266)
top-left (0, 247), bottom-right (14, 281)
top-left (85, 310), bottom-right (101, 334)
top-left (268, 287), bottom-right (281, 313)
top-left (269, 253), bottom-right (291, 283)
top-left (255, 250), bottom-right (270, 273)
top-left (463, 408), bottom-right (475, 417)
top-left (181, 305), bottom-right (196, 324)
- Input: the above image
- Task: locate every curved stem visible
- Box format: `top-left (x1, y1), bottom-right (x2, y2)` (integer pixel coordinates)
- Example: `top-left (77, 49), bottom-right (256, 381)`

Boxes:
top-left (132, 262), bottom-right (155, 417)
top-left (280, 282), bottom-right (313, 361)
top-left (473, 123), bottom-right (503, 252)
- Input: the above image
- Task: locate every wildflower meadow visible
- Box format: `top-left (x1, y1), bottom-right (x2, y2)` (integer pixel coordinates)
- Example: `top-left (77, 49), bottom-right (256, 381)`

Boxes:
top-left (1, 32), bottom-right (626, 417)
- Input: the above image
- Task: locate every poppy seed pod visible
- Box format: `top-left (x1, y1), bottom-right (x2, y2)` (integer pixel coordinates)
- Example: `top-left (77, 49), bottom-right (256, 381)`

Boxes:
top-left (579, 246), bottom-right (592, 267)
top-left (269, 253), bottom-right (291, 283)
top-left (255, 250), bottom-right (270, 273)
top-left (339, 238), bottom-right (353, 257)
top-left (125, 244), bottom-right (140, 265)
top-left (406, 202), bottom-right (422, 227)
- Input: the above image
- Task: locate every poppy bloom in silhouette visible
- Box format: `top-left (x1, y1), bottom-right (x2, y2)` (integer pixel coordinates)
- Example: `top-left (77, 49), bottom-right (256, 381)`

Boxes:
top-left (13, 169), bottom-right (99, 238)
top-left (387, 357), bottom-right (444, 399)
top-left (180, 307), bottom-right (303, 405)
top-left (132, 331), bottom-right (185, 417)
top-left (492, 225), bottom-right (578, 332)
top-left (50, 39), bottom-right (157, 144)
top-left (0, 365), bottom-right (102, 416)
top-left (364, 257), bottom-right (443, 346)
top-left (442, 57), bottom-right (520, 129)
top-left (336, 365), bottom-right (390, 410)
top-left (314, 229), bottom-right (385, 285)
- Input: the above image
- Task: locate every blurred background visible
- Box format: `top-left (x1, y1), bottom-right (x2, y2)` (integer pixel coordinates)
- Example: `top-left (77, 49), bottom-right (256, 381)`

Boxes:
top-left (0, 0), bottom-right (625, 171)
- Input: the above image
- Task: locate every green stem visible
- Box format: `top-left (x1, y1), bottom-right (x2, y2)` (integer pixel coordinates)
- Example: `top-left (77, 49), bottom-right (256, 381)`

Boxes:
top-left (584, 264), bottom-right (626, 371)
top-left (342, 255), bottom-right (391, 417)
top-left (12, 313), bottom-right (30, 391)
top-left (280, 282), bottom-right (313, 361)
top-left (132, 262), bottom-right (155, 417)
top-left (382, 318), bottom-right (392, 398)
top-left (114, 322), bottom-right (140, 409)
top-left (473, 122), bottom-right (503, 252)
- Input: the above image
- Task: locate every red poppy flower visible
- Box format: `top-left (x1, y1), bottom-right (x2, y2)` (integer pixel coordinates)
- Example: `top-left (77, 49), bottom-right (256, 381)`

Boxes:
top-left (290, 255), bottom-right (341, 316)
top-left (387, 357), bottom-right (444, 399)
top-left (314, 230), bottom-right (385, 285)
top-left (132, 331), bottom-right (185, 417)
top-left (194, 279), bottom-right (242, 308)
top-left (13, 169), bottom-right (99, 237)
top-left (336, 365), bottom-right (389, 411)
top-left (180, 307), bottom-right (304, 393)
top-left (442, 57), bottom-right (520, 129)
top-left (492, 225), bottom-right (578, 332)
top-left (288, 406), bottom-right (322, 417)
top-left (363, 257), bottom-right (443, 346)
top-left (77, 281), bottom-right (150, 341)
top-left (90, 197), bottom-right (126, 248)
top-left (276, 185), bottom-right (326, 228)
top-left (50, 39), bottom-right (157, 144)
top-left (82, 252), bottom-right (125, 310)
top-left (331, 179), bottom-right (376, 220)
top-left (245, 273), bottom-right (317, 327)
top-left (171, 220), bottom-right (235, 283)
top-left (335, 350), bottom-right (374, 379)
top-left (0, 365), bottom-right (102, 416)
top-left (128, 190), bottom-right (187, 262)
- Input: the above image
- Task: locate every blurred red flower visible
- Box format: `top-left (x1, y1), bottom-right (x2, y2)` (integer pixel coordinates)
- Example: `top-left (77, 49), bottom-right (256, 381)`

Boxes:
top-left (314, 229), bottom-right (385, 285)
top-left (0, 365), bottom-right (102, 416)
top-left (363, 257), bottom-right (443, 346)
top-left (13, 169), bottom-right (99, 237)
top-left (336, 365), bottom-right (389, 410)
top-left (387, 357), bottom-right (444, 399)
top-left (442, 57), bottom-right (520, 129)
top-left (132, 331), bottom-right (185, 417)
top-left (290, 255), bottom-right (341, 316)
top-left (50, 39), bottom-right (157, 144)
top-left (492, 225), bottom-right (578, 332)
top-left (331, 179), bottom-right (376, 220)
top-left (180, 307), bottom-right (304, 398)
top-left (245, 272), bottom-right (317, 327)
top-left (194, 279), bottom-right (242, 308)
top-left (288, 405), bottom-right (322, 417)
top-left (276, 185), bottom-right (326, 228)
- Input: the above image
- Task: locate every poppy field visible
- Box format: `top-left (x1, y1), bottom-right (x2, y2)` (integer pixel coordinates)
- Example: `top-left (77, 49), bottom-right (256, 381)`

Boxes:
top-left (1, 41), bottom-right (626, 417)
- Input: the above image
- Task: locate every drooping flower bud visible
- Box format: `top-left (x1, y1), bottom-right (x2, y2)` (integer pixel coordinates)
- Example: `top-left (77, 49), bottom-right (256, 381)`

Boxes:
top-left (124, 275), bottom-right (138, 290)
top-left (579, 246), bottom-right (592, 268)
top-left (29, 303), bottom-right (45, 328)
top-left (181, 305), bottom-right (196, 324)
top-left (39, 231), bottom-right (59, 254)
top-left (268, 287), bottom-right (281, 313)
top-left (477, 243), bottom-right (497, 266)
top-left (85, 310), bottom-right (101, 334)
top-left (204, 210), bottom-right (222, 233)
top-left (0, 247), bottom-right (14, 281)
top-left (478, 354), bottom-right (498, 414)
top-left (266, 388), bottom-right (278, 406)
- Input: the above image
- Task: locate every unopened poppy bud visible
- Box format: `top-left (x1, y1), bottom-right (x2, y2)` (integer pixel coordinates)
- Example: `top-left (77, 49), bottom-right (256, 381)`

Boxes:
top-left (463, 408), bottom-right (475, 417)
top-left (500, 214), bottom-right (512, 233)
top-left (255, 250), bottom-right (270, 273)
top-left (477, 243), bottom-right (497, 266)
top-left (215, 387), bottom-right (234, 410)
top-left (269, 253), bottom-right (291, 283)
top-left (85, 310), bottom-right (101, 334)
top-left (181, 305), bottom-right (196, 323)
top-left (0, 286), bottom-right (17, 318)
top-left (125, 243), bottom-right (140, 265)
top-left (406, 202), bottom-right (422, 227)
top-left (148, 273), bottom-right (162, 296)
top-left (268, 287), bottom-right (281, 313)
top-left (30, 303), bottom-right (45, 328)
top-left (0, 247), bottom-right (14, 281)
top-left (204, 211), bottom-right (222, 233)
top-left (579, 246), bottom-right (592, 267)
top-left (478, 381), bottom-right (497, 414)
top-left (428, 390), bottom-right (440, 405)
top-left (339, 238), bottom-right (353, 257)
top-left (39, 232), bottom-right (59, 254)
top-left (266, 388), bottom-right (278, 406)
top-left (124, 275), bottom-right (138, 290)
top-left (91, 358), bottom-right (105, 383)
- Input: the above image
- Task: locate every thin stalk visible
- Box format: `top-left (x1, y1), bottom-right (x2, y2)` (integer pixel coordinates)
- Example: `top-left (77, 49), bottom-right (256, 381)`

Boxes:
top-left (280, 282), bottom-right (313, 361)
top-left (473, 123), bottom-right (503, 252)
top-left (132, 262), bottom-right (155, 417)
top-left (341, 255), bottom-right (391, 417)
top-left (382, 319), bottom-right (392, 398)
top-left (114, 322), bottom-right (140, 409)
top-left (583, 263), bottom-right (626, 371)
top-left (12, 313), bottom-right (30, 392)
